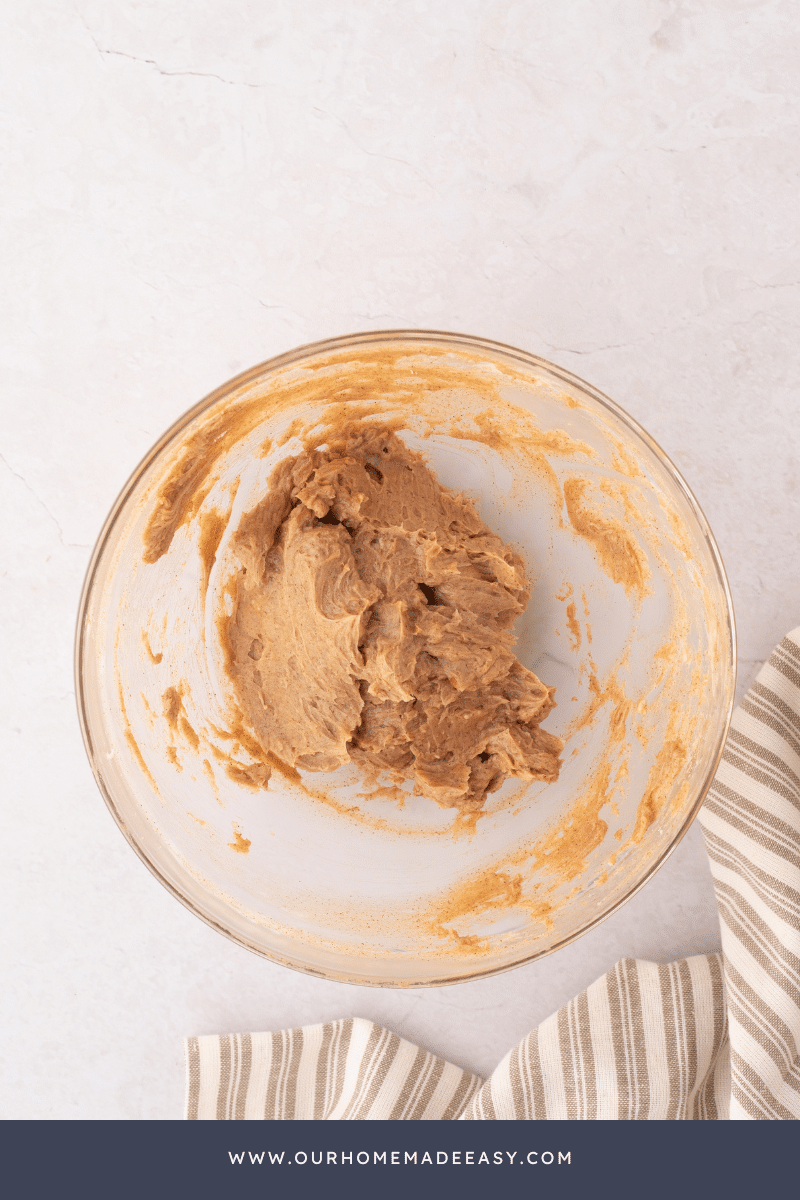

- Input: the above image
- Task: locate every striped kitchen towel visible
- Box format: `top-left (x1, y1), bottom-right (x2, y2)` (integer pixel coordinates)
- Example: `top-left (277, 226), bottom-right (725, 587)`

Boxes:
top-left (185, 629), bottom-right (800, 1120)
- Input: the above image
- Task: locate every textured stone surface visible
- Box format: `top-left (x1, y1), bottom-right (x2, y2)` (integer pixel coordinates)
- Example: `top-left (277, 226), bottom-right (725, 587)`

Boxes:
top-left (2, 0), bottom-right (798, 1117)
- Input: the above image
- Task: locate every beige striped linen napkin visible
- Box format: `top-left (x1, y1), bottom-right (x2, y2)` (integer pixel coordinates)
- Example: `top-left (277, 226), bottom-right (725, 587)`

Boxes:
top-left (185, 629), bottom-right (800, 1120)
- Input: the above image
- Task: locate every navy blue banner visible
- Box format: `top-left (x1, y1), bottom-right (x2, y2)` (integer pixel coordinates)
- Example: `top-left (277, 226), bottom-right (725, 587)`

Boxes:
top-left (1, 1119), bottom-right (794, 1200)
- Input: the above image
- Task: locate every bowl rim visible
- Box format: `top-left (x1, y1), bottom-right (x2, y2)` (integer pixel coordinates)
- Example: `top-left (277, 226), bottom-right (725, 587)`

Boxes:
top-left (74, 328), bottom-right (737, 986)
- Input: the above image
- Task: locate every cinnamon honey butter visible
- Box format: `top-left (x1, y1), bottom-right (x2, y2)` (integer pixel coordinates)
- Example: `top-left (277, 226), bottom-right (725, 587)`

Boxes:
top-left (223, 424), bottom-right (563, 813)
top-left (112, 339), bottom-right (729, 975)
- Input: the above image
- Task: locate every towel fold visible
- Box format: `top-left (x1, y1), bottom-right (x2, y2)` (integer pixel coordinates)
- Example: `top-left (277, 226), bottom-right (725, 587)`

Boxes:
top-left (185, 630), bottom-right (800, 1120)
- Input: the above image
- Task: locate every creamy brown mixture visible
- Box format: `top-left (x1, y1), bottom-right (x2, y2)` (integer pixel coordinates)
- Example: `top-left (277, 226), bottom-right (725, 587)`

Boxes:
top-left (222, 425), bottom-right (563, 812)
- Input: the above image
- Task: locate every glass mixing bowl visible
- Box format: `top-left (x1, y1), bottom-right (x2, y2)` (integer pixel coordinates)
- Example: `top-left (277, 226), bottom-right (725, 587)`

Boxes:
top-left (75, 330), bottom-right (735, 985)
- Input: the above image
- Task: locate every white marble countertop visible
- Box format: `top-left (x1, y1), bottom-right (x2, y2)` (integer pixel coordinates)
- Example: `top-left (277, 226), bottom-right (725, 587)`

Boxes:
top-left (2, 1), bottom-right (799, 1118)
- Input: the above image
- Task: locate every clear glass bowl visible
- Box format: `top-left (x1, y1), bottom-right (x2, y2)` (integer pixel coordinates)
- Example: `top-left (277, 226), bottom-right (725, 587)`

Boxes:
top-left (75, 330), bottom-right (735, 986)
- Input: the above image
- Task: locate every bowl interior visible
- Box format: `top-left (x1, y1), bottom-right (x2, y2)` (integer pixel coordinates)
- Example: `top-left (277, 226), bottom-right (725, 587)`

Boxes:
top-left (77, 332), bottom-right (734, 985)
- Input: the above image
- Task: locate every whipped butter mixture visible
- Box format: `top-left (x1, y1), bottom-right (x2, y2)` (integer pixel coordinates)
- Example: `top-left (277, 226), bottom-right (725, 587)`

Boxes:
top-left (119, 344), bottom-right (725, 971)
top-left (223, 424), bottom-right (563, 813)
